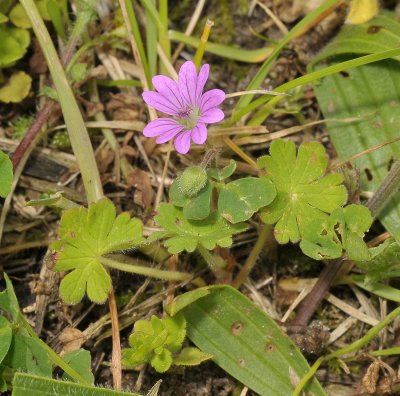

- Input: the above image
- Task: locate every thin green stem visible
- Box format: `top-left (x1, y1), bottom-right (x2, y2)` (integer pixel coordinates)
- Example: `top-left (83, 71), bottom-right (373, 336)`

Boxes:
top-left (20, 0), bottom-right (103, 203)
top-left (366, 161), bottom-right (400, 218)
top-left (193, 19), bottom-right (213, 70)
top-left (145, 0), bottom-right (158, 77)
top-left (100, 255), bottom-right (205, 287)
top-left (196, 245), bottom-right (227, 279)
top-left (122, 0), bottom-right (151, 87)
top-left (18, 314), bottom-right (89, 384)
top-left (232, 224), bottom-right (272, 288)
top-left (293, 305), bottom-right (400, 395)
top-left (158, 0), bottom-right (170, 75)
top-left (236, 47), bottom-right (400, 125)
top-left (292, 357), bottom-right (323, 396)
top-left (230, 0), bottom-right (341, 118)
top-left (370, 347), bottom-right (400, 357)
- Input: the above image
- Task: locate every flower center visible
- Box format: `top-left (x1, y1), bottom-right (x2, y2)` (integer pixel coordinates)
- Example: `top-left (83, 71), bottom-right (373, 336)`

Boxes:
top-left (177, 106), bottom-right (200, 130)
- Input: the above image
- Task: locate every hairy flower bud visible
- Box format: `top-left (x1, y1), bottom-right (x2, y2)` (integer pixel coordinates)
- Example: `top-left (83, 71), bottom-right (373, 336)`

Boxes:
top-left (178, 166), bottom-right (208, 197)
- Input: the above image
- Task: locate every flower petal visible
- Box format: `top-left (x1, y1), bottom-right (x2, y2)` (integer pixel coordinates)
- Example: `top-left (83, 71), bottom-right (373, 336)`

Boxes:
top-left (152, 75), bottom-right (185, 110)
top-left (142, 91), bottom-right (180, 115)
top-left (143, 118), bottom-right (184, 138)
top-left (196, 64), bottom-right (209, 103)
top-left (190, 123), bottom-right (208, 144)
top-left (199, 108), bottom-right (225, 124)
top-left (200, 89), bottom-right (225, 113)
top-left (178, 61), bottom-right (198, 107)
top-left (174, 131), bottom-right (192, 154)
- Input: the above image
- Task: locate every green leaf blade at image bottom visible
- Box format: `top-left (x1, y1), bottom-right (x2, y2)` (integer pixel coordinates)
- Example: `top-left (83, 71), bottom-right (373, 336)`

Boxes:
top-left (11, 373), bottom-right (141, 396)
top-left (183, 286), bottom-right (325, 396)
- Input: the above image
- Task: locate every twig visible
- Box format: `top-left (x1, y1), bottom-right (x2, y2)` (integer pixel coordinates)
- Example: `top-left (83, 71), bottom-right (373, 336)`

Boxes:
top-left (108, 289), bottom-right (122, 390)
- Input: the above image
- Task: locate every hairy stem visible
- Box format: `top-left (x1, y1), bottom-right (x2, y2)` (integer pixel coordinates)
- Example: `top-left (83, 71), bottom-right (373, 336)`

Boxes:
top-left (108, 289), bottom-right (122, 390)
top-left (293, 305), bottom-right (400, 396)
top-left (100, 256), bottom-right (205, 287)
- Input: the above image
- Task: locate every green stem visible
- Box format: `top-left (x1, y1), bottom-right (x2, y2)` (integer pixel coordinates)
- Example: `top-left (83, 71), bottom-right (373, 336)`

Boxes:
top-left (232, 224), bottom-right (272, 288)
top-left (234, 47), bottom-right (400, 125)
top-left (197, 245), bottom-right (227, 278)
top-left (100, 256), bottom-right (205, 287)
top-left (366, 161), bottom-right (400, 218)
top-left (18, 314), bottom-right (89, 384)
top-left (193, 19), bottom-right (213, 70)
top-left (292, 305), bottom-right (400, 396)
top-left (158, 0), bottom-right (170, 74)
top-left (20, 0), bottom-right (103, 203)
top-left (122, 0), bottom-right (151, 87)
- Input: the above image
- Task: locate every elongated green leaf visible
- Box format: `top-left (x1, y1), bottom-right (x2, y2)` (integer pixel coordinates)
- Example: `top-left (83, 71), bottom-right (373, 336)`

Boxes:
top-left (12, 373), bottom-right (140, 396)
top-left (313, 13), bottom-right (400, 242)
top-left (183, 286), bottom-right (325, 396)
top-left (0, 150), bottom-right (13, 197)
top-left (0, 316), bottom-right (12, 364)
top-left (311, 11), bottom-right (400, 67)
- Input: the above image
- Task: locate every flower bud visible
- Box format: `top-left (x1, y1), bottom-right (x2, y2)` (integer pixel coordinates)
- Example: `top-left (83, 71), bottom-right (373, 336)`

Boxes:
top-left (178, 166), bottom-right (208, 197)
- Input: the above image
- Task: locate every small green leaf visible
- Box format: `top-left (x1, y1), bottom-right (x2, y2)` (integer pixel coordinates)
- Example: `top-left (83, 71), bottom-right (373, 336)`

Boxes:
top-left (0, 71), bottom-right (31, 103)
top-left (70, 63), bottom-right (88, 83)
top-left (0, 26), bottom-right (30, 67)
top-left (218, 177), bottom-right (276, 223)
top-left (5, 334), bottom-right (52, 377)
top-left (356, 240), bottom-right (400, 285)
top-left (12, 373), bottom-right (141, 396)
top-left (0, 150), bottom-right (13, 198)
top-left (52, 198), bottom-right (144, 304)
top-left (164, 313), bottom-right (186, 353)
top-left (0, 273), bottom-right (20, 320)
top-left (0, 316), bottom-right (12, 365)
top-left (208, 160), bottom-right (236, 181)
top-left (166, 287), bottom-right (211, 316)
top-left (9, 4), bottom-right (31, 28)
top-left (149, 203), bottom-right (247, 254)
top-left (47, 0), bottom-right (67, 40)
top-left (300, 218), bottom-right (342, 260)
top-left (62, 349), bottom-right (94, 384)
top-left (173, 347), bottom-right (212, 366)
top-left (0, 13), bottom-right (8, 24)
top-left (170, 179), bottom-right (213, 220)
top-left (150, 348), bottom-right (172, 373)
top-left (332, 205), bottom-right (373, 261)
top-left (259, 139), bottom-right (347, 243)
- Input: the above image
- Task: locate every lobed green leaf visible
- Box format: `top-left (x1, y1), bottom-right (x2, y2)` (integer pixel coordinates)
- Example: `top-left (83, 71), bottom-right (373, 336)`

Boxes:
top-left (259, 139), bottom-right (347, 243)
top-left (150, 203), bottom-right (247, 254)
top-left (52, 198), bottom-right (144, 304)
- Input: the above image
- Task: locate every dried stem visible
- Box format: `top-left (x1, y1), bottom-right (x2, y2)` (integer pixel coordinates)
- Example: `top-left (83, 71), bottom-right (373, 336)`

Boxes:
top-left (108, 289), bottom-right (122, 390)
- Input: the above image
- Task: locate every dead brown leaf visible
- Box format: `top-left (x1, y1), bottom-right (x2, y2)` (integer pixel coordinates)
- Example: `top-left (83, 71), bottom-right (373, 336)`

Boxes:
top-left (128, 167), bottom-right (154, 209)
top-left (59, 327), bottom-right (87, 355)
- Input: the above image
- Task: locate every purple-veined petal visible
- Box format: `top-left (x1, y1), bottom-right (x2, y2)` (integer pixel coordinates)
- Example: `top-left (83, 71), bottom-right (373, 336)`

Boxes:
top-left (174, 131), bottom-right (192, 154)
top-left (156, 128), bottom-right (183, 144)
top-left (199, 108), bottom-right (225, 124)
top-left (178, 61), bottom-right (198, 107)
top-left (152, 75), bottom-right (185, 110)
top-left (142, 91), bottom-right (180, 115)
top-left (200, 89), bottom-right (225, 113)
top-left (143, 118), bottom-right (184, 138)
top-left (191, 123), bottom-right (208, 144)
top-left (196, 64), bottom-right (209, 104)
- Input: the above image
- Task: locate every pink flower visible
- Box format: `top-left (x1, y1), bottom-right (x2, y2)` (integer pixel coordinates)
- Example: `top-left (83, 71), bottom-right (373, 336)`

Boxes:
top-left (142, 61), bottom-right (225, 154)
